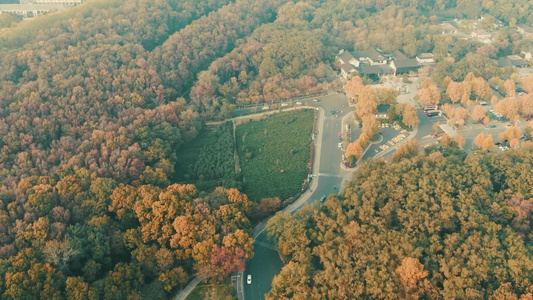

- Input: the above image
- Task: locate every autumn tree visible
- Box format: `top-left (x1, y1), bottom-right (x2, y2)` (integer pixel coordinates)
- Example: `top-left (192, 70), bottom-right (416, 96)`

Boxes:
top-left (446, 81), bottom-right (463, 103)
top-left (345, 76), bottom-right (364, 101)
top-left (440, 134), bottom-right (452, 148)
top-left (416, 78), bottom-right (441, 105)
top-left (392, 139), bottom-right (419, 161)
top-left (453, 134), bottom-right (466, 148)
top-left (499, 127), bottom-right (521, 148)
top-left (471, 105), bottom-right (487, 123)
top-left (402, 104), bottom-right (419, 128)
top-left (504, 79), bottom-right (516, 97)
top-left (495, 97), bottom-right (521, 122)
top-left (355, 86), bottom-right (378, 118)
top-left (396, 257), bottom-right (428, 296)
top-left (474, 132), bottom-right (494, 151)
top-left (521, 74), bottom-right (533, 93)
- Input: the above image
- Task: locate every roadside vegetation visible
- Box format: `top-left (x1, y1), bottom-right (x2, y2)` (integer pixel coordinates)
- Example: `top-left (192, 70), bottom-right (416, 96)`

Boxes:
top-left (236, 109), bottom-right (315, 203)
top-left (267, 145), bottom-right (533, 299)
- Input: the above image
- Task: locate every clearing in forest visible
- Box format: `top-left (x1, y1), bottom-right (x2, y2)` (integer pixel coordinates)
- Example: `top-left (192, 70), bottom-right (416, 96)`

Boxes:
top-left (235, 109), bottom-right (315, 202)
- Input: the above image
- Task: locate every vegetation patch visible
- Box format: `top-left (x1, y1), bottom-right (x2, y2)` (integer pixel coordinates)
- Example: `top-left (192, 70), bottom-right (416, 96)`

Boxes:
top-left (174, 122), bottom-right (238, 191)
top-left (236, 109), bottom-right (315, 202)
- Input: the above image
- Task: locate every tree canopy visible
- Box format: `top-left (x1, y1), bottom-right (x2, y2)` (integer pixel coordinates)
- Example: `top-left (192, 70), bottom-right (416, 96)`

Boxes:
top-left (268, 147), bottom-right (533, 299)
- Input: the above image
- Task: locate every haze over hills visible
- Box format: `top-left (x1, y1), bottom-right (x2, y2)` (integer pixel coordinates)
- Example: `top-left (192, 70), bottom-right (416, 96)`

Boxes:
top-left (0, 0), bottom-right (533, 298)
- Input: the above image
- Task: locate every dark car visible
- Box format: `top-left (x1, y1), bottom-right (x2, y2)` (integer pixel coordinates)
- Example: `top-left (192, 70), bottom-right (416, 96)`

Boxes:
top-left (489, 125), bottom-right (497, 128)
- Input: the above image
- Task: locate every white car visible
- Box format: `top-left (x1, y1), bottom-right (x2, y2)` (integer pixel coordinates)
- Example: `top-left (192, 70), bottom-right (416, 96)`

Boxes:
top-left (296, 101), bottom-right (302, 105)
top-left (281, 103), bottom-right (288, 107)
top-left (247, 275), bottom-right (252, 284)
top-left (262, 106), bottom-right (269, 110)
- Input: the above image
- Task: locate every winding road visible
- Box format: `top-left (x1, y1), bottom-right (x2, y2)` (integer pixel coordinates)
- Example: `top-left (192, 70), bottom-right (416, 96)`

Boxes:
top-left (242, 93), bottom-right (354, 300)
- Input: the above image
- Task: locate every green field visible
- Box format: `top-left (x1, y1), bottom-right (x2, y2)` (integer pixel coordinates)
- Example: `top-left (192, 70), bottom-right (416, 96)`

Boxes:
top-left (235, 109), bottom-right (315, 202)
top-left (174, 122), bottom-right (237, 191)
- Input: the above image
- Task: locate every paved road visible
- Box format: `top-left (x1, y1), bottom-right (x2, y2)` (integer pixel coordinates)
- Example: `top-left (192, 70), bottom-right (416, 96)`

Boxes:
top-left (243, 94), bottom-right (349, 300)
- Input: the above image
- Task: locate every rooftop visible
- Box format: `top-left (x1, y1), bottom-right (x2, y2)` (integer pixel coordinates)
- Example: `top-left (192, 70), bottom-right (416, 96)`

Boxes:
top-left (336, 50), bottom-right (355, 64)
top-left (353, 48), bottom-right (386, 62)
top-left (518, 24), bottom-right (533, 34)
top-left (391, 50), bottom-right (408, 60)
top-left (357, 65), bottom-right (381, 75)
top-left (340, 63), bottom-right (355, 73)
top-left (417, 53), bottom-right (433, 59)
top-left (393, 58), bottom-right (420, 69)
top-left (0, 3), bottom-right (66, 11)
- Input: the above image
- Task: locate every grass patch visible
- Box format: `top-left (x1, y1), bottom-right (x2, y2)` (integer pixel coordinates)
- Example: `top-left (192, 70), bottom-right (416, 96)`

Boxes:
top-left (174, 122), bottom-right (237, 191)
top-left (236, 109), bottom-right (315, 202)
top-left (186, 283), bottom-right (236, 300)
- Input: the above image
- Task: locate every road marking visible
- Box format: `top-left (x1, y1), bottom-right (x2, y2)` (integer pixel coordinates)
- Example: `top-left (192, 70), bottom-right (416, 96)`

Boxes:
top-left (254, 241), bottom-right (277, 251)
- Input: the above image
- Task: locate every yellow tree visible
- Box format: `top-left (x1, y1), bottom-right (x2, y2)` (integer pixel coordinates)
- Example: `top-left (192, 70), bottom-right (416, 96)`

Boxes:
top-left (521, 73), bottom-right (533, 93)
top-left (454, 134), bottom-right (466, 147)
top-left (396, 257), bottom-right (428, 294)
top-left (495, 97), bottom-right (520, 122)
top-left (471, 105), bottom-right (487, 123)
top-left (474, 133), bottom-right (494, 151)
top-left (355, 86), bottom-right (377, 118)
top-left (446, 81), bottom-right (462, 103)
top-left (519, 94), bottom-right (533, 117)
top-left (504, 79), bottom-right (516, 97)
top-left (346, 141), bottom-right (364, 159)
top-left (440, 134), bottom-right (452, 148)
top-left (402, 104), bottom-right (420, 128)
top-left (345, 76), bottom-right (364, 101)
top-left (417, 78), bottom-right (441, 105)
top-left (472, 77), bottom-right (492, 100)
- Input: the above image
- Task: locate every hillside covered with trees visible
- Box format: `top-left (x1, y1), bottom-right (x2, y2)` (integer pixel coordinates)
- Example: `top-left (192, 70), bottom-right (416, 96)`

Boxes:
top-left (2, 0), bottom-right (533, 298)
top-left (267, 146), bottom-right (533, 299)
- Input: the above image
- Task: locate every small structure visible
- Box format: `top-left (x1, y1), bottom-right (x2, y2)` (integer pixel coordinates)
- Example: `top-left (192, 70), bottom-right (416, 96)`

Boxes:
top-left (479, 13), bottom-right (503, 29)
top-left (336, 50), bottom-right (359, 67)
top-left (356, 65), bottom-right (381, 80)
top-left (439, 123), bottom-right (457, 138)
top-left (508, 55), bottom-right (529, 68)
top-left (416, 53), bottom-right (435, 64)
top-left (521, 45), bottom-right (533, 61)
top-left (471, 29), bottom-right (492, 43)
top-left (517, 24), bottom-right (533, 39)
top-left (353, 48), bottom-right (387, 65)
top-left (390, 58), bottom-right (420, 75)
top-left (340, 63), bottom-right (357, 80)
top-left (375, 105), bottom-right (390, 120)
top-left (0, 3), bottom-right (66, 18)
top-left (440, 20), bottom-right (459, 35)
top-left (497, 57), bottom-right (513, 68)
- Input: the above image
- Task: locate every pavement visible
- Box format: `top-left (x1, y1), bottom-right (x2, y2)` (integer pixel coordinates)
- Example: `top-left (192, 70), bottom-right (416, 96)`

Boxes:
top-left (174, 75), bottom-right (533, 300)
top-left (243, 93), bottom-right (349, 300)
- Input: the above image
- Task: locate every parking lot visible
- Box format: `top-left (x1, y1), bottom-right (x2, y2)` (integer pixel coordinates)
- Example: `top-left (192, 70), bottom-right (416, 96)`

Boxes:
top-left (362, 123), bottom-right (411, 160)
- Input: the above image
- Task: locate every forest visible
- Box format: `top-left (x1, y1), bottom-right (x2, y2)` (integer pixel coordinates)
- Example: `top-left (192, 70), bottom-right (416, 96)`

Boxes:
top-left (267, 145), bottom-right (533, 299)
top-left (2, 0), bottom-right (533, 297)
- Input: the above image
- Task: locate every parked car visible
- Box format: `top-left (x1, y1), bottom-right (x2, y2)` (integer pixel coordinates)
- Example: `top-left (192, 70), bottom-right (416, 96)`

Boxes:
top-left (320, 195), bottom-right (326, 202)
top-left (247, 275), bottom-right (252, 284)
top-left (262, 106), bottom-right (269, 110)
top-left (489, 124), bottom-right (497, 128)
top-left (281, 103), bottom-right (288, 107)
top-left (296, 101), bottom-right (302, 105)
top-left (313, 99), bottom-right (319, 102)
